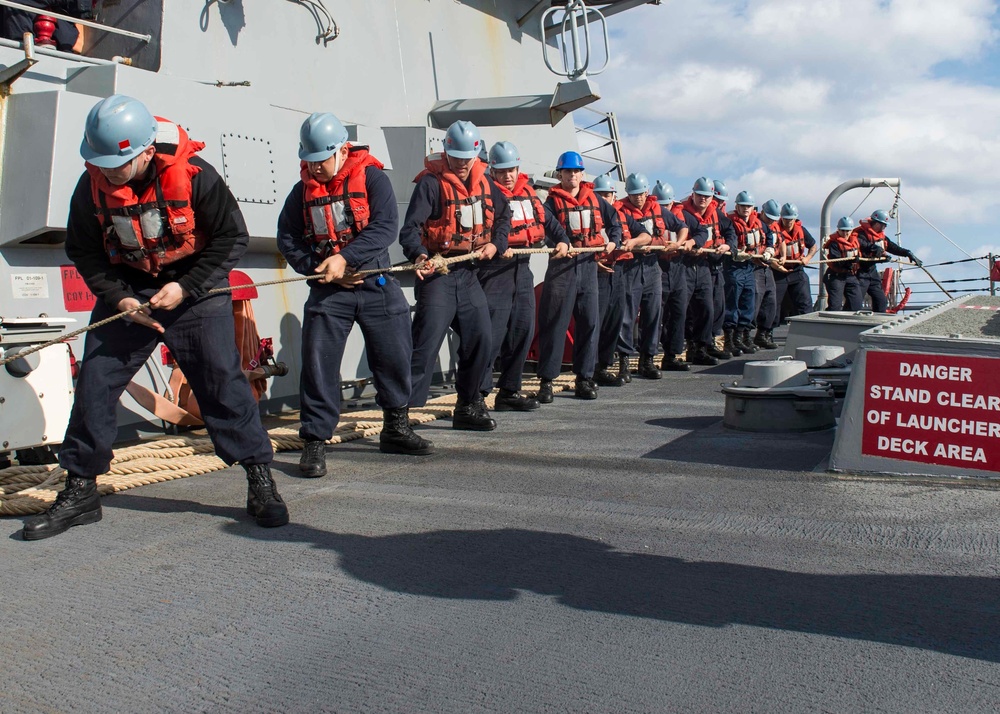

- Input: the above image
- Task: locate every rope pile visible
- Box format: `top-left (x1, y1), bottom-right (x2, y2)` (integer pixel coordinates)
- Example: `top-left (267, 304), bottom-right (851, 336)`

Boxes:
top-left (0, 374), bottom-right (579, 516)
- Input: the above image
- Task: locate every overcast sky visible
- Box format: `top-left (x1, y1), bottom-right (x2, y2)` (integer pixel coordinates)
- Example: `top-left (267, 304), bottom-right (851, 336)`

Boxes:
top-left (581, 0), bottom-right (999, 301)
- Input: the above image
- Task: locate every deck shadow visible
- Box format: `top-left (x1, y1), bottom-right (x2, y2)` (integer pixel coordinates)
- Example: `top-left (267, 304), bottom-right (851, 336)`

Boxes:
top-left (644, 417), bottom-right (834, 471)
top-left (209, 521), bottom-right (1000, 663)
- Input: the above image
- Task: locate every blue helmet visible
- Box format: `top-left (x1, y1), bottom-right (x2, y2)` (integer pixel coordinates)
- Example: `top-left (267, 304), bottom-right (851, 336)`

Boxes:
top-left (592, 173), bottom-right (616, 193)
top-left (625, 172), bottom-right (650, 195)
top-left (556, 151), bottom-right (585, 170)
top-left (488, 141), bottom-right (520, 169)
top-left (761, 200), bottom-right (781, 221)
top-left (713, 179), bottom-right (728, 200)
top-left (837, 216), bottom-right (855, 232)
top-left (80, 94), bottom-right (158, 168)
top-left (780, 202), bottom-right (799, 220)
top-left (444, 120), bottom-right (483, 159)
top-left (298, 112), bottom-right (349, 162)
top-left (692, 176), bottom-right (715, 197)
top-left (651, 181), bottom-right (674, 205)
top-left (870, 209), bottom-right (890, 225)
top-left (734, 191), bottom-right (755, 206)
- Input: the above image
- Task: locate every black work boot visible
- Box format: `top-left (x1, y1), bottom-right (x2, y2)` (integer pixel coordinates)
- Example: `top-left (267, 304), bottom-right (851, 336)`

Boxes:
top-left (723, 329), bottom-right (742, 357)
top-left (763, 329), bottom-right (778, 349)
top-left (574, 376), bottom-right (598, 399)
top-left (753, 328), bottom-right (771, 349)
top-left (22, 475), bottom-right (102, 541)
top-left (453, 397), bottom-right (497, 431)
top-left (537, 379), bottom-right (554, 404)
top-left (594, 365), bottom-right (625, 387)
top-left (738, 328), bottom-right (758, 354)
top-left (298, 440), bottom-right (327, 478)
top-left (380, 407), bottom-right (434, 455)
top-left (494, 389), bottom-right (541, 412)
top-left (660, 354), bottom-right (690, 372)
top-left (706, 338), bottom-right (732, 360)
top-left (637, 354), bottom-right (662, 379)
top-left (245, 464), bottom-right (289, 528)
top-left (690, 345), bottom-right (720, 366)
top-left (618, 354), bottom-right (632, 383)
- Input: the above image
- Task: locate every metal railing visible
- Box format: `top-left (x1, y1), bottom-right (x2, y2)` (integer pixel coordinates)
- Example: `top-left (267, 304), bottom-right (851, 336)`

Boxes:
top-left (575, 106), bottom-right (626, 181)
top-left (0, 0), bottom-right (151, 43)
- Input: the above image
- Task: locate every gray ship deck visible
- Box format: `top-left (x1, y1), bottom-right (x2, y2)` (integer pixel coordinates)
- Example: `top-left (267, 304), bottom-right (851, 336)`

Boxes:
top-left (4, 340), bottom-right (1000, 713)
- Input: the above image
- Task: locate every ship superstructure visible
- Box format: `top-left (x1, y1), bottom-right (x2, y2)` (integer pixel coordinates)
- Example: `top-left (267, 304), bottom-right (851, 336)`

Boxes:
top-left (0, 0), bottom-right (658, 445)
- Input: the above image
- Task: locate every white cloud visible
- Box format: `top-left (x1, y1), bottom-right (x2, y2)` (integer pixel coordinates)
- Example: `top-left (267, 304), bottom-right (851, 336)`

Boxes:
top-left (587, 0), bottom-right (1000, 266)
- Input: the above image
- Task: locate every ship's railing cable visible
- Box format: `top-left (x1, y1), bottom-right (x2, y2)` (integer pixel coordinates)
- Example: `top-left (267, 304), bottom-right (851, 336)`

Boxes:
top-left (873, 181), bottom-right (988, 270)
top-left (900, 255), bottom-right (989, 270)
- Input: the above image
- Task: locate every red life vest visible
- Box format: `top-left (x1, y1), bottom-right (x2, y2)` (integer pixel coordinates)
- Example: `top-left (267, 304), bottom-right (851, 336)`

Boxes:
top-left (853, 219), bottom-right (886, 258)
top-left (619, 194), bottom-right (668, 246)
top-left (497, 173), bottom-right (545, 248)
top-left (728, 209), bottom-right (767, 254)
top-left (548, 182), bottom-right (605, 248)
top-left (600, 200), bottom-right (634, 265)
top-left (824, 231), bottom-right (861, 274)
top-left (87, 118), bottom-right (206, 276)
top-left (674, 197), bottom-right (723, 250)
top-left (300, 144), bottom-right (383, 256)
top-left (416, 153), bottom-right (494, 254)
top-left (774, 219), bottom-right (807, 261)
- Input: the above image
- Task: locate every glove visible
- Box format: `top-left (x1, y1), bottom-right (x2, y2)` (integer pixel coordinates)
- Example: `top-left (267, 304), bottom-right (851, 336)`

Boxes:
top-left (907, 251), bottom-right (923, 267)
top-left (762, 247), bottom-right (775, 261)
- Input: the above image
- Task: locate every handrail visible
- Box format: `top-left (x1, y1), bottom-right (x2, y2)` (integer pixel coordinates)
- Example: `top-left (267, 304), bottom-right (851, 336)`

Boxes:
top-left (0, 0), bottom-right (152, 43)
top-left (0, 35), bottom-right (120, 65)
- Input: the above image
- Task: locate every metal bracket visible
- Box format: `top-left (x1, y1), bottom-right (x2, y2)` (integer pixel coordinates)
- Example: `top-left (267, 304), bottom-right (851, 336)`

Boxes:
top-left (0, 34), bottom-right (38, 96)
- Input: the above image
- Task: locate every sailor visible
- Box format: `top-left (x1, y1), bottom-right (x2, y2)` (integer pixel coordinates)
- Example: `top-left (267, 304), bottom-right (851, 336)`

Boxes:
top-left (854, 209), bottom-right (921, 312)
top-left (709, 179), bottom-right (737, 356)
top-left (772, 202), bottom-right (818, 326)
top-left (591, 174), bottom-right (650, 386)
top-left (278, 113), bottom-right (432, 479)
top-left (591, 174), bottom-right (628, 387)
top-left (22, 95), bottom-right (288, 540)
top-left (823, 216), bottom-right (863, 311)
top-left (617, 173), bottom-right (688, 379)
top-left (536, 151), bottom-right (621, 402)
top-left (724, 191), bottom-right (770, 355)
top-left (652, 181), bottom-right (697, 371)
top-left (671, 177), bottom-right (720, 366)
top-left (753, 199), bottom-right (782, 349)
top-left (477, 141), bottom-right (550, 412)
top-left (399, 120), bottom-right (511, 429)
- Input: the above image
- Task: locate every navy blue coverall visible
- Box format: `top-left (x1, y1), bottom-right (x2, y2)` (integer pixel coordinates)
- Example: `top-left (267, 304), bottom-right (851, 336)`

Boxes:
top-left (537, 195), bottom-right (622, 381)
top-left (277, 164), bottom-right (413, 442)
top-left (478, 205), bottom-right (568, 394)
top-left (672, 206), bottom-right (722, 348)
top-left (772, 227), bottom-right (817, 328)
top-left (619, 209), bottom-right (688, 358)
top-left (399, 173), bottom-right (511, 406)
top-left (724, 217), bottom-right (772, 331)
top-left (858, 234), bottom-right (911, 312)
top-left (597, 212), bottom-right (646, 369)
top-left (59, 157), bottom-right (274, 479)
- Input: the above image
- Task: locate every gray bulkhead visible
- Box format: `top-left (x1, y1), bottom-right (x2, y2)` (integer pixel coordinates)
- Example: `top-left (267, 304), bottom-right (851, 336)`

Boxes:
top-left (0, 0), bottom-right (598, 433)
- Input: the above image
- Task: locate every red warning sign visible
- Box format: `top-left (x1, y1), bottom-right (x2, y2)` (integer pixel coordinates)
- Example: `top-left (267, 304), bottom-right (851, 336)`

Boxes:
top-left (862, 351), bottom-right (1000, 472)
top-left (60, 265), bottom-right (96, 312)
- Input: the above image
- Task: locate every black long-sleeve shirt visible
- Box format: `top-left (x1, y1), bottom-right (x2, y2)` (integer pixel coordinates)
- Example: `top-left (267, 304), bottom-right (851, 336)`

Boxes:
top-left (398, 173), bottom-right (511, 263)
top-left (277, 166), bottom-right (397, 276)
top-left (66, 156), bottom-right (248, 309)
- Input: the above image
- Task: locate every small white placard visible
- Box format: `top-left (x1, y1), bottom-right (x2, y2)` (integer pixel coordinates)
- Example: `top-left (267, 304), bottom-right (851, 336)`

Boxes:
top-left (12, 273), bottom-right (49, 299)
